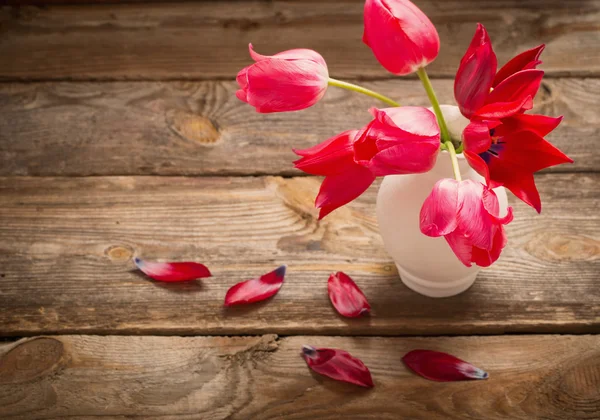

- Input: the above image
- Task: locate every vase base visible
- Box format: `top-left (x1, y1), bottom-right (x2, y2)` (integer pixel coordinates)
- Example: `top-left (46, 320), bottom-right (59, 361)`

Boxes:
top-left (396, 264), bottom-right (477, 298)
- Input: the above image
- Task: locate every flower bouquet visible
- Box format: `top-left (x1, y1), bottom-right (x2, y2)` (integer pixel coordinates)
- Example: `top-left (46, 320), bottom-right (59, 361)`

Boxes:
top-left (235, 0), bottom-right (572, 296)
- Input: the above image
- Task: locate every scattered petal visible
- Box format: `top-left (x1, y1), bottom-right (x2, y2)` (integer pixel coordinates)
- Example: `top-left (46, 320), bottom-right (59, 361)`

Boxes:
top-left (302, 345), bottom-right (374, 388)
top-left (328, 272), bottom-right (371, 318)
top-left (402, 349), bottom-right (489, 382)
top-left (224, 266), bottom-right (286, 306)
top-left (134, 258), bottom-right (211, 282)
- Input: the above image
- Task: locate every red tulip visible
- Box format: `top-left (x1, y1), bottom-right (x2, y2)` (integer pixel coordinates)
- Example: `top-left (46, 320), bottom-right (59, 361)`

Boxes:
top-left (236, 44), bottom-right (329, 113)
top-left (454, 24), bottom-right (572, 212)
top-left (420, 179), bottom-right (513, 267)
top-left (363, 0), bottom-right (440, 75)
top-left (353, 106), bottom-right (440, 176)
top-left (328, 272), bottom-right (371, 318)
top-left (302, 345), bottom-right (374, 388)
top-left (294, 130), bottom-right (376, 219)
top-left (134, 258), bottom-right (211, 282)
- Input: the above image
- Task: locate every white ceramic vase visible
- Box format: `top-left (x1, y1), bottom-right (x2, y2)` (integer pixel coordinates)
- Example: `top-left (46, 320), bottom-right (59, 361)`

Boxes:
top-left (376, 105), bottom-right (509, 298)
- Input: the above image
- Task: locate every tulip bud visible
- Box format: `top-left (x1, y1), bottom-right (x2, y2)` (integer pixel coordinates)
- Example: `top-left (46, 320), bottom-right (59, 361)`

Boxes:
top-left (363, 0), bottom-right (440, 75)
top-left (236, 44), bottom-right (329, 113)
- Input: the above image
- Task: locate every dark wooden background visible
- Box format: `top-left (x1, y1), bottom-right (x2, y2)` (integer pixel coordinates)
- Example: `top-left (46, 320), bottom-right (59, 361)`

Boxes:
top-left (0, 1), bottom-right (599, 418)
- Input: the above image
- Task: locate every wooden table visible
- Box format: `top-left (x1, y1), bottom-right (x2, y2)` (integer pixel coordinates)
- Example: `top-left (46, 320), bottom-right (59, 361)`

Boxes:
top-left (0, 1), bottom-right (599, 418)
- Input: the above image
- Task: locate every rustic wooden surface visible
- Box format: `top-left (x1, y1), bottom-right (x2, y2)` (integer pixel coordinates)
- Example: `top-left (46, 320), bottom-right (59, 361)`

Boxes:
top-left (0, 0), bottom-right (599, 418)
top-left (0, 1), bottom-right (599, 80)
top-left (0, 78), bottom-right (597, 176)
top-left (0, 173), bottom-right (598, 336)
top-left (1, 335), bottom-right (599, 419)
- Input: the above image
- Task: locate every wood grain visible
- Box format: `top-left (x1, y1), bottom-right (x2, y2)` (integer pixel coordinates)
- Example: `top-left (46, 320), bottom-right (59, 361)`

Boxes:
top-left (0, 1), bottom-right (598, 80)
top-left (0, 334), bottom-right (599, 419)
top-left (0, 78), bottom-right (595, 176)
top-left (0, 173), bottom-right (597, 336)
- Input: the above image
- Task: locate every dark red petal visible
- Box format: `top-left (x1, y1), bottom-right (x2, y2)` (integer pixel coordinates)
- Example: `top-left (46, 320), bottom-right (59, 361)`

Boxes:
top-left (328, 272), bottom-right (371, 318)
top-left (495, 114), bottom-right (562, 138)
top-left (474, 95), bottom-right (533, 120)
top-left (302, 345), bottom-right (374, 388)
top-left (493, 44), bottom-right (545, 87)
top-left (134, 258), bottom-right (212, 282)
top-left (464, 151), bottom-right (490, 184)
top-left (454, 23), bottom-right (497, 118)
top-left (486, 69), bottom-right (544, 105)
top-left (224, 266), bottom-right (286, 306)
top-left (402, 349), bottom-right (489, 382)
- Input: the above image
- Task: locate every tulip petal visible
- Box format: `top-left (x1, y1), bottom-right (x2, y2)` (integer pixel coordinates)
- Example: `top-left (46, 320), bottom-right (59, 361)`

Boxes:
top-left (462, 120), bottom-right (492, 154)
top-left (371, 106), bottom-right (440, 138)
top-left (495, 114), bottom-right (562, 138)
top-left (224, 266), bottom-right (286, 306)
top-left (444, 230), bottom-right (474, 267)
top-left (403, 349), bottom-right (489, 382)
top-left (328, 272), bottom-right (371, 318)
top-left (493, 44), bottom-right (545, 87)
top-left (302, 345), bottom-right (374, 387)
top-left (472, 225), bottom-right (508, 267)
top-left (366, 142), bottom-right (440, 176)
top-left (315, 164), bottom-right (376, 219)
top-left (486, 69), bottom-right (544, 106)
top-left (134, 258), bottom-right (212, 282)
top-left (457, 180), bottom-right (495, 250)
top-left (420, 178), bottom-right (460, 237)
top-left (474, 95), bottom-right (533, 119)
top-left (293, 130), bottom-right (357, 176)
top-left (464, 150), bottom-right (490, 184)
top-left (454, 23), bottom-right (497, 118)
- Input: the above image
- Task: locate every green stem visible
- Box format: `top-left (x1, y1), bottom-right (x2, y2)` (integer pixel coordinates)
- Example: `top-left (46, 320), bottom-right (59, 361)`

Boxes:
top-left (328, 78), bottom-right (400, 107)
top-left (445, 140), bottom-right (462, 182)
top-left (415, 67), bottom-right (453, 146)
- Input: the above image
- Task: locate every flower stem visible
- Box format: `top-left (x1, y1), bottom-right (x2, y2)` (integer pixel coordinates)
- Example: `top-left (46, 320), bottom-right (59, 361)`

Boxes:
top-left (328, 78), bottom-right (400, 107)
top-left (445, 140), bottom-right (462, 181)
top-left (416, 67), bottom-right (453, 146)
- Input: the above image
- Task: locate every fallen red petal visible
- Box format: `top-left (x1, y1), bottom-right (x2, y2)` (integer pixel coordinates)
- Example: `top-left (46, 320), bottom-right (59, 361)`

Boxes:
top-left (224, 265), bottom-right (286, 306)
top-left (402, 349), bottom-right (489, 382)
top-left (302, 345), bottom-right (374, 388)
top-left (134, 258), bottom-right (212, 282)
top-left (328, 272), bottom-right (371, 318)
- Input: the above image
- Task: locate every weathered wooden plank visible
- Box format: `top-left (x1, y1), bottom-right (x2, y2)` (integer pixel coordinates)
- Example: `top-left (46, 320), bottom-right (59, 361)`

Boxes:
top-left (0, 174), bottom-right (598, 336)
top-left (0, 1), bottom-right (598, 80)
top-left (0, 334), bottom-right (598, 419)
top-left (0, 78), bottom-right (596, 176)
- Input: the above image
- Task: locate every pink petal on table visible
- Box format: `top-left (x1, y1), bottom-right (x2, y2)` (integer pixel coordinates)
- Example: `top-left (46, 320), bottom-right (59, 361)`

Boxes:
top-left (224, 265), bottom-right (286, 306)
top-left (402, 349), bottom-right (489, 382)
top-left (302, 345), bottom-right (374, 388)
top-left (328, 272), bottom-right (371, 318)
top-left (134, 258), bottom-right (212, 282)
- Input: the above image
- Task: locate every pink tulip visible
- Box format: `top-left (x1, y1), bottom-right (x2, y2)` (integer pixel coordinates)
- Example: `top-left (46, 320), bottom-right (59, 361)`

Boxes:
top-left (236, 44), bottom-right (329, 113)
top-left (363, 0), bottom-right (440, 75)
top-left (294, 130), bottom-right (376, 219)
top-left (420, 179), bottom-right (513, 267)
top-left (353, 106), bottom-right (440, 176)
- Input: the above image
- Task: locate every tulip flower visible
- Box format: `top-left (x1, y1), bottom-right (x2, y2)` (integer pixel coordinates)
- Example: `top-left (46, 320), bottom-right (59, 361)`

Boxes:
top-left (294, 130), bottom-right (376, 219)
top-left (363, 0), bottom-right (440, 75)
top-left (236, 44), bottom-right (329, 113)
top-left (454, 24), bottom-right (572, 212)
top-left (353, 106), bottom-right (440, 176)
top-left (420, 179), bottom-right (513, 267)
